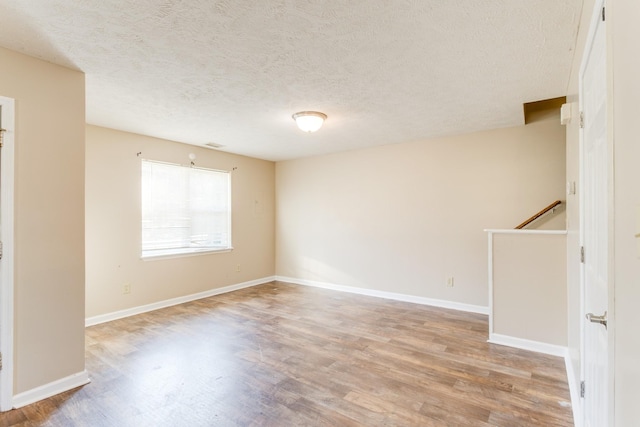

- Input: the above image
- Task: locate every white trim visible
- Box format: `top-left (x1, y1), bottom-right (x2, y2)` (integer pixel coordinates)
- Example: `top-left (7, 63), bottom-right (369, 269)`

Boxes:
top-left (578, 15), bottom-right (588, 427)
top-left (141, 247), bottom-right (233, 261)
top-left (565, 351), bottom-right (583, 427)
top-left (0, 96), bottom-right (15, 412)
top-left (85, 276), bottom-right (275, 327)
top-left (276, 276), bottom-right (489, 315)
top-left (488, 333), bottom-right (567, 357)
top-left (12, 370), bottom-right (90, 409)
top-left (140, 158), bottom-right (231, 174)
top-left (487, 231), bottom-right (495, 338)
top-left (483, 229), bottom-right (568, 235)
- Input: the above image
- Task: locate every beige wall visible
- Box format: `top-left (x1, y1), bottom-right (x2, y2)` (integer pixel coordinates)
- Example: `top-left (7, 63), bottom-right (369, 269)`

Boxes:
top-left (85, 125), bottom-right (275, 318)
top-left (0, 47), bottom-right (86, 394)
top-left (276, 119), bottom-right (566, 307)
top-left (492, 232), bottom-right (567, 346)
top-left (611, 1), bottom-right (640, 424)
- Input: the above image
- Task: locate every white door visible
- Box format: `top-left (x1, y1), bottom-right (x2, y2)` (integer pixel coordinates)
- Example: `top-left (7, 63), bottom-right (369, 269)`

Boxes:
top-left (0, 96), bottom-right (15, 411)
top-left (580, 2), bottom-right (609, 426)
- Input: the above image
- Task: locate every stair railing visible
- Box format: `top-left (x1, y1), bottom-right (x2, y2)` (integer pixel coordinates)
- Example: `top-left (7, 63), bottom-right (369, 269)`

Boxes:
top-left (515, 200), bottom-right (563, 229)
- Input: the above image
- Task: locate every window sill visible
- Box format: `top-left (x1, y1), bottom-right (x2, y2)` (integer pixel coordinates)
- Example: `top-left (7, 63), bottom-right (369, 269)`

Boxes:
top-left (141, 247), bottom-right (233, 261)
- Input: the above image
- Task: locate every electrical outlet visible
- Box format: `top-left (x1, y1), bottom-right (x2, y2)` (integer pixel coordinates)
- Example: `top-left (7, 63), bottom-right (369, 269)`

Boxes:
top-left (123, 283), bottom-right (131, 294)
top-left (446, 277), bottom-right (454, 288)
top-left (235, 264), bottom-right (241, 272)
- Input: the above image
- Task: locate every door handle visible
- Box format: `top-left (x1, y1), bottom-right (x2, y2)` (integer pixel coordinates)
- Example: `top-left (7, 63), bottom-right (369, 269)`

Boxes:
top-left (586, 311), bottom-right (607, 329)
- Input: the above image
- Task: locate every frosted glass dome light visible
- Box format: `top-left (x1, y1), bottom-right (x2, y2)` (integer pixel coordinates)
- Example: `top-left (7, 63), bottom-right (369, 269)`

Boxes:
top-left (292, 111), bottom-right (327, 133)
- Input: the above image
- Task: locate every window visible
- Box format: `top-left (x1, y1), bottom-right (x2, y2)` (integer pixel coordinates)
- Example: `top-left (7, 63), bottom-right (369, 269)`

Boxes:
top-left (141, 159), bottom-right (231, 258)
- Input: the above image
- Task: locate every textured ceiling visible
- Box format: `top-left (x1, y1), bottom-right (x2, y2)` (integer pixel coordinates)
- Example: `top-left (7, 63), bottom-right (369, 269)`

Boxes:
top-left (0, 0), bottom-right (582, 161)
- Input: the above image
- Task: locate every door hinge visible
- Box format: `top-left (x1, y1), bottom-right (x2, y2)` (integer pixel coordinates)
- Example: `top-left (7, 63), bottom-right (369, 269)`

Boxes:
top-left (0, 352), bottom-right (3, 371)
top-left (0, 128), bottom-right (5, 148)
top-left (0, 240), bottom-right (3, 260)
top-left (580, 246), bottom-right (585, 263)
top-left (579, 112), bottom-right (585, 129)
top-left (580, 380), bottom-right (586, 398)
top-left (602, 7), bottom-right (606, 21)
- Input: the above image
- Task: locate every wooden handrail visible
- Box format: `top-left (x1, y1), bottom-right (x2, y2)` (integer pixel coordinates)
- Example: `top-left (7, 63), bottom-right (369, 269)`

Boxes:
top-left (515, 200), bottom-right (563, 229)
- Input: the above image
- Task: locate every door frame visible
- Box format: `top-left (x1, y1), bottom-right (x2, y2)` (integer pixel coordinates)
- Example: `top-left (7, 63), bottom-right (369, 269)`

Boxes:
top-left (578, 0), bottom-right (613, 424)
top-left (0, 96), bottom-right (15, 411)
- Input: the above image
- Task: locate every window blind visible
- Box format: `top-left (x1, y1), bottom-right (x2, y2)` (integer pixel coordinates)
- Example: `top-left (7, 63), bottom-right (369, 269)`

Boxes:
top-left (141, 160), bottom-right (231, 256)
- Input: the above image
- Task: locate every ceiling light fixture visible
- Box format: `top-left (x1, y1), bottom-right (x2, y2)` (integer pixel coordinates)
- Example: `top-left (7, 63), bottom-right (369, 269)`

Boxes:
top-left (292, 111), bottom-right (327, 133)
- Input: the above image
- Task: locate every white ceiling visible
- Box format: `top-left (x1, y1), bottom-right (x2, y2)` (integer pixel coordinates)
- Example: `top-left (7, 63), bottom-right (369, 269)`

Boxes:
top-left (0, 0), bottom-right (582, 161)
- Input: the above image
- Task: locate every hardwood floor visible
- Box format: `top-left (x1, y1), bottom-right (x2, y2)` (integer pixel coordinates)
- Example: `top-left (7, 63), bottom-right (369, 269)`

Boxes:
top-left (1, 282), bottom-right (574, 426)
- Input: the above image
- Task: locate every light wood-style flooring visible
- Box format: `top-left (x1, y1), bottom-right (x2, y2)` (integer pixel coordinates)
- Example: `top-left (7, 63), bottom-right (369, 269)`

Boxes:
top-left (1, 281), bottom-right (574, 426)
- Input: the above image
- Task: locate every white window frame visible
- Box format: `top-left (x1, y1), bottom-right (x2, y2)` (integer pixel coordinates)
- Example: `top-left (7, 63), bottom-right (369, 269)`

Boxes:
top-left (141, 159), bottom-right (232, 260)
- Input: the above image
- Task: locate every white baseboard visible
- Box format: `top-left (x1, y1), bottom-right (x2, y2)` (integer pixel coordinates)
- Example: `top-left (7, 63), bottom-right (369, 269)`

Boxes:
top-left (275, 276), bottom-right (489, 315)
top-left (488, 333), bottom-right (567, 357)
top-left (85, 276), bottom-right (276, 327)
top-left (12, 370), bottom-right (90, 409)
